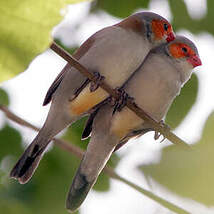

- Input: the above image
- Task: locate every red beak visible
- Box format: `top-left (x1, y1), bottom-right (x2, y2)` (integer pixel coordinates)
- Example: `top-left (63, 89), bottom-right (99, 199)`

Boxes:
top-left (187, 55), bottom-right (202, 68)
top-left (166, 32), bottom-right (175, 42)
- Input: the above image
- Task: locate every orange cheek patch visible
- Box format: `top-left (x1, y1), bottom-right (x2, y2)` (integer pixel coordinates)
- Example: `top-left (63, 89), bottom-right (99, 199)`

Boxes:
top-left (152, 20), bottom-right (165, 40)
top-left (169, 43), bottom-right (184, 58)
top-left (169, 43), bottom-right (196, 59)
top-left (69, 86), bottom-right (109, 116)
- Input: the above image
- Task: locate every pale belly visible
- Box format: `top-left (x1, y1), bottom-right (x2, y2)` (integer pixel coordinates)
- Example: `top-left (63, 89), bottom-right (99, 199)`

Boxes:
top-left (110, 54), bottom-right (181, 139)
top-left (69, 87), bottom-right (109, 115)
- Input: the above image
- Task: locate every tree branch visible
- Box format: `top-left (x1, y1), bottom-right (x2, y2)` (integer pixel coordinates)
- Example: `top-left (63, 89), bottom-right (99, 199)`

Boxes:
top-left (0, 105), bottom-right (190, 214)
top-left (50, 42), bottom-right (191, 150)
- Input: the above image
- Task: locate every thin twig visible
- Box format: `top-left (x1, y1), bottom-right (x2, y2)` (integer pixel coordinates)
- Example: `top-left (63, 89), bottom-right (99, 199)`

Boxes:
top-left (50, 42), bottom-right (191, 150)
top-left (0, 105), bottom-right (190, 214)
top-left (0, 106), bottom-right (83, 158)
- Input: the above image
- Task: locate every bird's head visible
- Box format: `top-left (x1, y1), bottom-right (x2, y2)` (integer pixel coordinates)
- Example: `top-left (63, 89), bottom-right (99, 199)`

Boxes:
top-left (167, 36), bottom-right (202, 69)
top-left (163, 35), bottom-right (202, 83)
top-left (117, 12), bottom-right (175, 45)
top-left (136, 12), bottom-right (175, 44)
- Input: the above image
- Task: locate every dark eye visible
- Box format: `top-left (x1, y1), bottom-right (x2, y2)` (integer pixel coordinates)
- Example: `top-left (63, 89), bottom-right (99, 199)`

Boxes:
top-left (163, 23), bottom-right (168, 31)
top-left (182, 47), bottom-right (188, 53)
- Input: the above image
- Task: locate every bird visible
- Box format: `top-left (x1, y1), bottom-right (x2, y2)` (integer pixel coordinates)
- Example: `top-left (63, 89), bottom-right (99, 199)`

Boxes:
top-left (10, 12), bottom-right (175, 184)
top-left (66, 35), bottom-right (202, 212)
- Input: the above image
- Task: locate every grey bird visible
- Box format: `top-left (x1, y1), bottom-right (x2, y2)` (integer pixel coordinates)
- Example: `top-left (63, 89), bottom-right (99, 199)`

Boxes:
top-left (66, 36), bottom-right (202, 212)
top-left (10, 12), bottom-right (175, 184)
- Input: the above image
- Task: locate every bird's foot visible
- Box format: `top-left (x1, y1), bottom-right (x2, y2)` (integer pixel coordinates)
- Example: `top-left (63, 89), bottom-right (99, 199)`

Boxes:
top-left (154, 120), bottom-right (170, 143)
top-left (90, 71), bottom-right (105, 92)
top-left (110, 88), bottom-right (134, 114)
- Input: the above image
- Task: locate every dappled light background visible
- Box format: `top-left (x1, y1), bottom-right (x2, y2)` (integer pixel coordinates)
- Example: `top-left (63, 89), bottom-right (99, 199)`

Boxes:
top-left (1, 0), bottom-right (214, 213)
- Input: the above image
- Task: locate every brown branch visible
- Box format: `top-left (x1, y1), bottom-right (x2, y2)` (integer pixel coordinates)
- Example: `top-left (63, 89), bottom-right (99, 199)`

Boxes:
top-left (0, 105), bottom-right (190, 214)
top-left (50, 42), bottom-right (191, 150)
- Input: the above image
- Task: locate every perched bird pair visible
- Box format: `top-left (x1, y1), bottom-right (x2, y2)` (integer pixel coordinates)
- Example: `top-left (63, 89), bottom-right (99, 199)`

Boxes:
top-left (10, 11), bottom-right (201, 212)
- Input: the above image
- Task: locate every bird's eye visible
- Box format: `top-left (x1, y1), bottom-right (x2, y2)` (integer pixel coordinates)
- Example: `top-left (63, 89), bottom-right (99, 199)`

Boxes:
top-left (163, 23), bottom-right (168, 31)
top-left (182, 47), bottom-right (188, 53)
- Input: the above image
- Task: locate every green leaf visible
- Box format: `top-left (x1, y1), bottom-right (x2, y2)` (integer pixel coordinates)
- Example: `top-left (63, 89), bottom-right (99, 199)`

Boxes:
top-left (0, 125), bottom-right (22, 162)
top-left (168, 0), bottom-right (214, 35)
top-left (165, 73), bottom-right (198, 129)
top-left (94, 0), bottom-right (150, 18)
top-left (0, 200), bottom-right (33, 214)
top-left (0, 88), bottom-right (10, 106)
top-left (140, 112), bottom-right (214, 206)
top-left (0, 0), bottom-right (88, 83)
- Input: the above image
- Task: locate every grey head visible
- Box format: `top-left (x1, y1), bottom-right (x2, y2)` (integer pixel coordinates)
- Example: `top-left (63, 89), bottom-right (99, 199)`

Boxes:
top-left (151, 35), bottom-right (201, 83)
top-left (166, 35), bottom-right (201, 68)
top-left (152, 35), bottom-right (200, 65)
top-left (117, 11), bottom-right (175, 45)
top-left (135, 12), bottom-right (175, 44)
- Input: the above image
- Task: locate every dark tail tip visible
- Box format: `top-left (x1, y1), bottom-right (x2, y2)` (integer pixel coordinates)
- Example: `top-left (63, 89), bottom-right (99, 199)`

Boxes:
top-left (10, 144), bottom-right (45, 184)
top-left (10, 156), bottom-right (33, 178)
top-left (66, 169), bottom-right (95, 212)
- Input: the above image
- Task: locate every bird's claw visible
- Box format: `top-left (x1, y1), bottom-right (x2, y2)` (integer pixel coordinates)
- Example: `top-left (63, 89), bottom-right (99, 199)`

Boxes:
top-left (154, 120), bottom-right (170, 143)
top-left (111, 88), bottom-right (134, 114)
top-left (90, 71), bottom-right (105, 92)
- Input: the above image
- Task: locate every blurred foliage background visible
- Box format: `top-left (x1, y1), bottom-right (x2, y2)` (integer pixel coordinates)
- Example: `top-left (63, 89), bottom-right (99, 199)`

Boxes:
top-left (0, 0), bottom-right (213, 213)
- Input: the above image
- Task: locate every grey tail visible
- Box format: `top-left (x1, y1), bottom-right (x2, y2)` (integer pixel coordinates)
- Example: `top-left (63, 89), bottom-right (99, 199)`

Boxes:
top-left (10, 95), bottom-right (76, 184)
top-left (66, 164), bottom-right (96, 212)
top-left (66, 138), bottom-right (117, 212)
top-left (10, 133), bottom-right (50, 184)
top-left (66, 105), bottom-right (118, 212)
